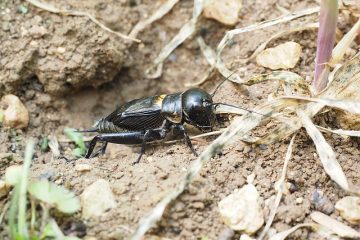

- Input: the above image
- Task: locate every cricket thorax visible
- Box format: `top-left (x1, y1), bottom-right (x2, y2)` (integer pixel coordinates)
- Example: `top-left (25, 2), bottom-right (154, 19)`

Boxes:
top-left (161, 93), bottom-right (183, 124)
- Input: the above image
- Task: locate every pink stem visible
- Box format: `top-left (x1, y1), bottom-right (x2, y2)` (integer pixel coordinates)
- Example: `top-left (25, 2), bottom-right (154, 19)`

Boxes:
top-left (312, 0), bottom-right (338, 92)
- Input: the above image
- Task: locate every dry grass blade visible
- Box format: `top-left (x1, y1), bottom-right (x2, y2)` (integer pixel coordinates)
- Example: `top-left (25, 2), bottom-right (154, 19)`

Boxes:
top-left (195, 7), bottom-right (319, 84)
top-left (258, 135), bottom-right (296, 240)
top-left (279, 96), bottom-right (360, 114)
top-left (321, 51), bottom-right (360, 97)
top-left (212, 7), bottom-right (319, 80)
top-left (162, 130), bottom-right (224, 145)
top-left (310, 211), bottom-right (360, 238)
top-left (237, 23), bottom-right (319, 64)
top-left (257, 121), bottom-right (302, 144)
top-left (246, 71), bottom-right (310, 94)
top-left (317, 125), bottom-right (360, 137)
top-left (259, 56), bottom-right (360, 144)
top-left (189, 37), bottom-right (242, 86)
top-left (129, 0), bottom-right (180, 39)
top-left (145, 0), bottom-right (207, 78)
top-left (297, 110), bottom-right (349, 191)
top-left (329, 17), bottom-right (360, 66)
top-left (268, 223), bottom-right (316, 240)
top-left (26, 0), bottom-right (140, 43)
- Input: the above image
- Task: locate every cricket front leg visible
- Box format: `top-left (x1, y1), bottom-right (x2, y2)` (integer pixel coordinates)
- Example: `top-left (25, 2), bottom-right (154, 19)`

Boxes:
top-left (174, 125), bottom-right (198, 157)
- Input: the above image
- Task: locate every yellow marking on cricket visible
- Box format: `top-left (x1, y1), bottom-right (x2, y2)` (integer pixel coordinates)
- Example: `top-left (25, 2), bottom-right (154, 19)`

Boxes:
top-left (154, 94), bottom-right (166, 106)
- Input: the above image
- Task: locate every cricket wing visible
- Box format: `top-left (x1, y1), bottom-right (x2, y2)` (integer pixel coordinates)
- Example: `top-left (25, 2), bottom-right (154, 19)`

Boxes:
top-left (105, 96), bottom-right (166, 131)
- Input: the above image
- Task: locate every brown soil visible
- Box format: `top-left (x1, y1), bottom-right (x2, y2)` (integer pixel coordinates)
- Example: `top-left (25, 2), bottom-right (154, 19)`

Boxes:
top-left (1, 0), bottom-right (359, 239)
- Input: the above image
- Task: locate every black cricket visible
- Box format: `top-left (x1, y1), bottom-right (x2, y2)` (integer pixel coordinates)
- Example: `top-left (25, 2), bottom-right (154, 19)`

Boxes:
top-left (79, 78), bottom-right (255, 164)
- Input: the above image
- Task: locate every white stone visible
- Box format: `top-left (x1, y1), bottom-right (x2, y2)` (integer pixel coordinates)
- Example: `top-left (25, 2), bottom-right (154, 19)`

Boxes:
top-left (57, 47), bottom-right (66, 54)
top-left (81, 179), bottom-right (117, 219)
top-left (203, 0), bottom-right (242, 26)
top-left (295, 197), bottom-right (304, 204)
top-left (1, 95), bottom-right (29, 129)
top-left (256, 42), bottom-right (302, 70)
top-left (218, 184), bottom-right (264, 234)
top-left (335, 196), bottom-right (360, 224)
top-left (240, 234), bottom-right (256, 240)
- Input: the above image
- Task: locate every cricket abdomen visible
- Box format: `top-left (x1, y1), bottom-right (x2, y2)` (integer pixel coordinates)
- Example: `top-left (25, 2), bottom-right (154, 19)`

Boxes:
top-left (96, 118), bottom-right (125, 133)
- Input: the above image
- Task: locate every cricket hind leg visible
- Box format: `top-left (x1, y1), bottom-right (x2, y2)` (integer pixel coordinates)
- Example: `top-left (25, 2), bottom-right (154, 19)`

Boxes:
top-left (85, 130), bottom-right (168, 162)
top-left (88, 141), bottom-right (108, 158)
top-left (85, 131), bottom-right (146, 159)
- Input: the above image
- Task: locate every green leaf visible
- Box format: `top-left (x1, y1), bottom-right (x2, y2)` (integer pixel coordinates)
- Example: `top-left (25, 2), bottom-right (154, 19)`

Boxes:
top-left (0, 109), bottom-right (4, 123)
top-left (14, 233), bottom-right (28, 240)
top-left (18, 5), bottom-right (28, 14)
top-left (41, 219), bottom-right (81, 240)
top-left (72, 147), bottom-right (85, 158)
top-left (5, 165), bottom-right (23, 186)
top-left (64, 128), bottom-right (86, 157)
top-left (40, 137), bottom-right (49, 152)
top-left (28, 180), bottom-right (80, 214)
top-left (41, 218), bottom-right (64, 239)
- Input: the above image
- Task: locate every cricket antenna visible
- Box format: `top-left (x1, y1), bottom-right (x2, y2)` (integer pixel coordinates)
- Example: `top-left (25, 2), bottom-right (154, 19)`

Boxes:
top-left (212, 102), bottom-right (269, 117)
top-left (211, 72), bottom-right (236, 97)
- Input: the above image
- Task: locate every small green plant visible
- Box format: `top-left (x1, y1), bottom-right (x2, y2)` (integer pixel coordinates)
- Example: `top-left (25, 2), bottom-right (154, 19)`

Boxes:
top-left (39, 137), bottom-right (49, 152)
top-left (0, 109), bottom-right (4, 123)
top-left (17, 4), bottom-right (28, 14)
top-left (5, 140), bottom-right (81, 239)
top-left (64, 128), bottom-right (87, 157)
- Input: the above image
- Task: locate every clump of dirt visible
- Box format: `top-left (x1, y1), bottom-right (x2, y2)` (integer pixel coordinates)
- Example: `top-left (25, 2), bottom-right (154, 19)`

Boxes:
top-left (0, 0), bottom-right (130, 95)
top-left (1, 0), bottom-right (360, 239)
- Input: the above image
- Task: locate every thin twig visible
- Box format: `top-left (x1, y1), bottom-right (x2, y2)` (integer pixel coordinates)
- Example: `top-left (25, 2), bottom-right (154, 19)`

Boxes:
top-left (258, 134), bottom-right (296, 240)
top-left (26, 0), bottom-right (140, 43)
top-left (129, 0), bottom-right (180, 39)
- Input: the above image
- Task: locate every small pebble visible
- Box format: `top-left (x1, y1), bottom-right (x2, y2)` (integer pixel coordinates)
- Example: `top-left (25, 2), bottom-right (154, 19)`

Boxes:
top-left (259, 144), bottom-right (268, 150)
top-left (75, 163), bottom-right (92, 172)
top-left (57, 47), bottom-right (66, 53)
top-left (81, 179), bottom-right (117, 219)
top-left (219, 184), bottom-right (264, 234)
top-left (1, 94), bottom-right (29, 129)
top-left (256, 41), bottom-right (302, 70)
top-left (243, 146), bottom-right (251, 154)
top-left (28, 25), bottom-right (47, 38)
top-left (158, 172), bottom-right (168, 180)
top-left (192, 202), bottom-right (205, 209)
top-left (240, 234), bottom-right (256, 240)
top-left (218, 228), bottom-right (235, 240)
top-left (203, 0), bottom-right (242, 26)
top-left (295, 197), bottom-right (303, 204)
top-left (335, 196), bottom-right (360, 224)
top-left (288, 181), bottom-right (298, 193)
top-left (55, 178), bottom-right (63, 185)
top-left (311, 190), bottom-right (334, 214)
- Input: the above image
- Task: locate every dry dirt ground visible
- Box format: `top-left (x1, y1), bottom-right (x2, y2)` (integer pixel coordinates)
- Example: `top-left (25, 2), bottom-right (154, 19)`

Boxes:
top-left (1, 0), bottom-right (359, 239)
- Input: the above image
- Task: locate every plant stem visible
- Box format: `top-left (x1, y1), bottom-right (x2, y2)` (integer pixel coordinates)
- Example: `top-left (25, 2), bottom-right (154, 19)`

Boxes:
top-left (17, 140), bottom-right (35, 237)
top-left (312, 0), bottom-right (338, 92)
top-left (30, 198), bottom-right (36, 233)
top-left (8, 187), bottom-right (19, 239)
